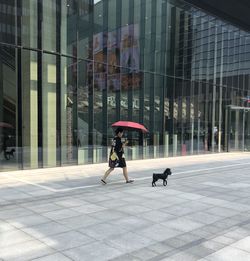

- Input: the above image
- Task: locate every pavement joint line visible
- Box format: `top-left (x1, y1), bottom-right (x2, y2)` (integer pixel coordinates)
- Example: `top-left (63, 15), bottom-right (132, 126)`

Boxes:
top-left (137, 161), bottom-right (250, 180)
top-left (2, 161), bottom-right (250, 193)
top-left (1, 175), bottom-right (57, 192)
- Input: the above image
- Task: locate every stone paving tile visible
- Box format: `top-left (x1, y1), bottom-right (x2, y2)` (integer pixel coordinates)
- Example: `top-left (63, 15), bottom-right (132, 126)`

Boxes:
top-left (57, 214), bottom-right (102, 229)
top-left (232, 214), bottom-right (250, 223)
top-left (185, 244), bottom-right (216, 258)
top-left (106, 232), bottom-right (156, 253)
top-left (161, 217), bottom-right (205, 232)
top-left (130, 247), bottom-right (159, 260)
top-left (20, 221), bottom-right (71, 240)
top-left (164, 237), bottom-right (190, 249)
top-left (147, 242), bottom-right (174, 255)
top-left (198, 197), bottom-right (230, 207)
top-left (0, 239), bottom-right (55, 261)
top-left (177, 192), bottom-right (205, 200)
top-left (39, 230), bottom-right (94, 251)
top-left (211, 218), bottom-right (241, 229)
top-left (79, 223), bottom-right (127, 240)
top-left (223, 227), bottom-right (250, 241)
top-left (212, 235), bottom-right (236, 245)
top-left (201, 240), bottom-right (226, 251)
top-left (26, 190), bottom-right (55, 197)
top-left (1, 153), bottom-right (250, 261)
top-left (7, 214), bottom-right (52, 229)
top-left (63, 241), bottom-right (123, 261)
top-left (231, 236), bottom-right (250, 253)
top-left (0, 230), bottom-right (35, 248)
top-left (71, 203), bottom-right (107, 214)
top-left (1, 192), bottom-right (31, 201)
top-left (205, 246), bottom-right (250, 261)
top-left (54, 198), bottom-right (87, 208)
top-left (30, 252), bottom-right (72, 261)
top-left (176, 232), bottom-right (204, 245)
top-left (41, 208), bottom-right (81, 221)
top-left (95, 198), bottom-right (128, 208)
top-left (185, 211), bottom-right (223, 225)
top-left (162, 205), bottom-right (197, 216)
top-left (20, 202), bottom-right (64, 214)
top-left (139, 199), bottom-right (180, 210)
top-left (163, 251), bottom-right (202, 261)
top-left (122, 195), bottom-right (153, 205)
top-left (112, 216), bottom-right (154, 231)
top-left (0, 207), bottom-right (35, 219)
top-left (135, 224), bottom-right (183, 242)
top-left (87, 209), bottom-right (129, 222)
top-left (199, 224), bottom-right (226, 237)
top-left (221, 202), bottom-right (250, 212)
top-left (115, 204), bottom-right (152, 215)
top-left (136, 210), bottom-right (175, 223)
top-left (109, 254), bottom-right (141, 261)
top-left (0, 221), bottom-right (17, 232)
top-left (190, 228), bottom-right (217, 240)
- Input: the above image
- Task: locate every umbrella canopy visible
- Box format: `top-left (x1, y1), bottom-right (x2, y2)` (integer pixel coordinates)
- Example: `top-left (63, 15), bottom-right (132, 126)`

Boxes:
top-left (112, 121), bottom-right (148, 133)
top-left (0, 122), bottom-right (14, 128)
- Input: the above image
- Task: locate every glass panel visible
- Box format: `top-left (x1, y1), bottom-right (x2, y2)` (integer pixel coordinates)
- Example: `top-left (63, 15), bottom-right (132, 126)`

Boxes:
top-left (21, 0), bottom-right (37, 48)
top-left (22, 50), bottom-right (38, 169)
top-left (61, 56), bottom-right (78, 165)
top-left (78, 0), bottom-right (93, 60)
top-left (42, 53), bottom-right (57, 167)
top-left (244, 110), bottom-right (250, 151)
top-left (0, 45), bottom-right (17, 171)
top-left (43, 0), bottom-right (57, 52)
top-left (78, 59), bottom-right (91, 164)
top-left (61, 0), bottom-right (77, 55)
top-left (93, 61), bottom-right (105, 163)
top-left (229, 109), bottom-right (244, 151)
top-left (0, 0), bottom-right (16, 45)
top-left (1, 0), bottom-right (250, 172)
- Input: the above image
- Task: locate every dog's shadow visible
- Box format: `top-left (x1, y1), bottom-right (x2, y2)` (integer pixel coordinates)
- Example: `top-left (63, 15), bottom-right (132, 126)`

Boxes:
top-left (152, 168), bottom-right (172, 187)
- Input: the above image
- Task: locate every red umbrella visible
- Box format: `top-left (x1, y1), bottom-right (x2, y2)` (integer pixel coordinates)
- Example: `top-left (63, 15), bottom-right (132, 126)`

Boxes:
top-left (0, 122), bottom-right (14, 128)
top-left (112, 121), bottom-right (148, 133)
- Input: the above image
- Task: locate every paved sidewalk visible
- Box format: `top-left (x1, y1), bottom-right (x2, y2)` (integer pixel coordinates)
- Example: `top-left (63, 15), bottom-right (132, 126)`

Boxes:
top-left (1, 153), bottom-right (250, 260)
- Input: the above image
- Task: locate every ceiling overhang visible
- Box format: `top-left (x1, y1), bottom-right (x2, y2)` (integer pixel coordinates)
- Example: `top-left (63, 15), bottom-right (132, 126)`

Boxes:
top-left (185, 0), bottom-right (250, 32)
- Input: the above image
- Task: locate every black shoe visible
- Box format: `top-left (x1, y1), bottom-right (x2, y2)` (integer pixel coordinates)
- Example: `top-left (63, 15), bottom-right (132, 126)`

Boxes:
top-left (101, 179), bottom-right (107, 185)
top-left (126, 180), bottom-right (134, 183)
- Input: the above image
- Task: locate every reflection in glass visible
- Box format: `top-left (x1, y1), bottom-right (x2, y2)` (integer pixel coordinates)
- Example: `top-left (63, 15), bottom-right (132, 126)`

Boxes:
top-left (1, 0), bottom-right (250, 171)
top-left (22, 50), bottom-right (38, 169)
top-left (0, 45), bottom-right (17, 171)
top-left (42, 54), bottom-right (57, 167)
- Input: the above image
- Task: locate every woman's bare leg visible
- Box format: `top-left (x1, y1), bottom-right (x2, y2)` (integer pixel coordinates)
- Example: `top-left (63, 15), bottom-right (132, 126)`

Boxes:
top-left (122, 167), bottom-right (129, 182)
top-left (102, 168), bottom-right (114, 181)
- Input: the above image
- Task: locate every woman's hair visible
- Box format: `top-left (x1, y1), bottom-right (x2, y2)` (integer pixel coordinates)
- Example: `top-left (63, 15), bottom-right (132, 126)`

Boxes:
top-left (115, 127), bottom-right (124, 135)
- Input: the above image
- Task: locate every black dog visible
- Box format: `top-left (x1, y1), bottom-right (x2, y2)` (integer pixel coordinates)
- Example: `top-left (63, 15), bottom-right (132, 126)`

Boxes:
top-left (152, 168), bottom-right (172, 187)
top-left (4, 149), bottom-right (15, 160)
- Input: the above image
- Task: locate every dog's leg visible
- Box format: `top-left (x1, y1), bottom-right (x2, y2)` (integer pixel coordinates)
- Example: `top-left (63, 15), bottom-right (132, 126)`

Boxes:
top-left (4, 152), bottom-right (9, 160)
top-left (163, 179), bottom-right (167, 186)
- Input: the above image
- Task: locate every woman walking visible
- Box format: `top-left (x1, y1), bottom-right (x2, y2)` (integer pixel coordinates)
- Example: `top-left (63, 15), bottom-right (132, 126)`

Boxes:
top-left (101, 127), bottom-right (134, 184)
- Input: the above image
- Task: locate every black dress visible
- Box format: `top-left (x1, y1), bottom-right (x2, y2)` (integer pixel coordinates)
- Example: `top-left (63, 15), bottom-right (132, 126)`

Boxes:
top-left (109, 136), bottom-right (126, 168)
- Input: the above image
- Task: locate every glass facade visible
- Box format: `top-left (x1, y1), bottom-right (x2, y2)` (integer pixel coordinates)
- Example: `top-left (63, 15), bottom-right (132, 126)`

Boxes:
top-left (1, 0), bottom-right (250, 171)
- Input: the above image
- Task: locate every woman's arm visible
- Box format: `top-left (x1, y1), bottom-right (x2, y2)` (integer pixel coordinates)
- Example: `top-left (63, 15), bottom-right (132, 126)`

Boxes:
top-left (122, 140), bottom-right (128, 148)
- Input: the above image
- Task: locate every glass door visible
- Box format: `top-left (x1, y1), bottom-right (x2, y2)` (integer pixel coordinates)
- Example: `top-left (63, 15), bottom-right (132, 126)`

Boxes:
top-left (226, 106), bottom-right (250, 152)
